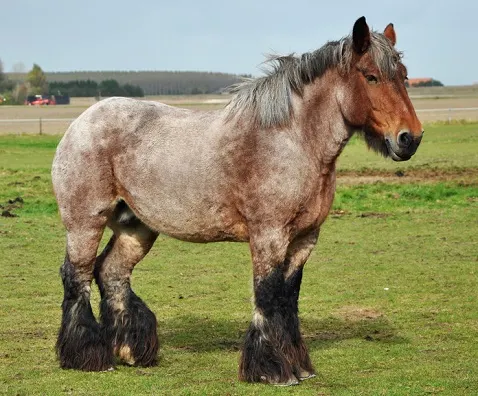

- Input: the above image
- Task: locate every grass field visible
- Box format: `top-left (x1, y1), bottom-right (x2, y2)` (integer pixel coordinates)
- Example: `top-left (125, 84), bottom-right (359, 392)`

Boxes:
top-left (0, 123), bottom-right (477, 395)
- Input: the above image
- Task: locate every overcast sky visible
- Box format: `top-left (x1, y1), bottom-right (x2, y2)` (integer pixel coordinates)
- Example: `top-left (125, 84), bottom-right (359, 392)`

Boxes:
top-left (2, 0), bottom-right (477, 85)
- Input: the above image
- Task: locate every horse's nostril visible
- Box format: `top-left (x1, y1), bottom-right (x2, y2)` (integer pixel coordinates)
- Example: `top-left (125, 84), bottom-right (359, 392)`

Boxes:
top-left (416, 131), bottom-right (424, 144)
top-left (397, 131), bottom-right (412, 148)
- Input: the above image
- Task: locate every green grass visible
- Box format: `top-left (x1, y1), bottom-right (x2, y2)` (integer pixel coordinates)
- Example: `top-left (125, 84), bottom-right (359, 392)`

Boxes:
top-left (338, 123), bottom-right (478, 171)
top-left (0, 122), bottom-right (477, 172)
top-left (1, 125), bottom-right (477, 395)
top-left (333, 182), bottom-right (477, 212)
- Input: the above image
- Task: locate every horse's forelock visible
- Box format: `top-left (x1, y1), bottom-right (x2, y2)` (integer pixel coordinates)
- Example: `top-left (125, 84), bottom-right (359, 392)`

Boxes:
top-left (368, 32), bottom-right (403, 79)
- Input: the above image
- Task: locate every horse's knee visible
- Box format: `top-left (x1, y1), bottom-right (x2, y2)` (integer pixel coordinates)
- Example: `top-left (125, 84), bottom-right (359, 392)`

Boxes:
top-left (285, 228), bottom-right (319, 277)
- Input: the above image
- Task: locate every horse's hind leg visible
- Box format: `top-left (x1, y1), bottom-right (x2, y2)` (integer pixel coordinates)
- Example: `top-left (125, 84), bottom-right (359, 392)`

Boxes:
top-left (94, 202), bottom-right (159, 367)
top-left (57, 221), bottom-right (114, 371)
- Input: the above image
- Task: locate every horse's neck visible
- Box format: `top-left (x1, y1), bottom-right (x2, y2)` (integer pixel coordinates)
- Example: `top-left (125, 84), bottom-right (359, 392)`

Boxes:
top-left (296, 78), bottom-right (353, 166)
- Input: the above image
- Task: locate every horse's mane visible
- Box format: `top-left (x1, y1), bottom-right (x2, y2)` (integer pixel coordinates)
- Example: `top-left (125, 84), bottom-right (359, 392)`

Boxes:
top-left (225, 31), bottom-right (402, 128)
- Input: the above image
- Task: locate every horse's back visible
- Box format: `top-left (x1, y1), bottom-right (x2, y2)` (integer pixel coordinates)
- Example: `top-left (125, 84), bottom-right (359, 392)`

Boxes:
top-left (58, 97), bottom-right (201, 144)
top-left (53, 97), bottom-right (222, 179)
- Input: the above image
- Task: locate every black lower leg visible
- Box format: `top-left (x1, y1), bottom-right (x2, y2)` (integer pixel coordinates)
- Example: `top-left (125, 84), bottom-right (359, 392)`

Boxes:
top-left (98, 285), bottom-right (159, 367)
top-left (57, 257), bottom-right (113, 371)
top-left (94, 237), bottom-right (158, 368)
top-left (240, 266), bottom-right (312, 384)
top-left (284, 268), bottom-right (314, 378)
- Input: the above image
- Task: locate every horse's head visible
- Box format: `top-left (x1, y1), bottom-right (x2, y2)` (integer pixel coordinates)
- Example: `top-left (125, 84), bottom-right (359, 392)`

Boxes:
top-left (340, 17), bottom-right (423, 161)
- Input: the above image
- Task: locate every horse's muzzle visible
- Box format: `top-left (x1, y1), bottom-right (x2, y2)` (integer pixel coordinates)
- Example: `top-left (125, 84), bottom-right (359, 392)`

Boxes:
top-left (385, 130), bottom-right (423, 162)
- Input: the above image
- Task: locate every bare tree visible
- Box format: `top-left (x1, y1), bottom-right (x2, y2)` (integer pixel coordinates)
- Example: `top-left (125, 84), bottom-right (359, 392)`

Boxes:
top-left (0, 59), bottom-right (5, 88)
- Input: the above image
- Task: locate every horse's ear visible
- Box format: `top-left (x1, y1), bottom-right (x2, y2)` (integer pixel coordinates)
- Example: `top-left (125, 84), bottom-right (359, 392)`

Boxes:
top-left (352, 16), bottom-right (371, 54)
top-left (384, 23), bottom-right (396, 46)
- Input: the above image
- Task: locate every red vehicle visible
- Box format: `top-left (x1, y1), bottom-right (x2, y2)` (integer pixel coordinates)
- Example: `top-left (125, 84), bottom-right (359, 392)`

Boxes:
top-left (25, 95), bottom-right (56, 105)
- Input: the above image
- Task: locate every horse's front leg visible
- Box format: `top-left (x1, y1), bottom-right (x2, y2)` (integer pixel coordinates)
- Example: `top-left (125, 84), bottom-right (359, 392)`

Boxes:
top-left (283, 228), bottom-right (319, 380)
top-left (239, 228), bottom-right (318, 385)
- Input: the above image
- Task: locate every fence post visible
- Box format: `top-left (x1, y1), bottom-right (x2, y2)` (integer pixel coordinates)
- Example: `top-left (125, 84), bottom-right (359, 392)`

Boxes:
top-left (39, 118), bottom-right (42, 135)
top-left (448, 109), bottom-right (452, 123)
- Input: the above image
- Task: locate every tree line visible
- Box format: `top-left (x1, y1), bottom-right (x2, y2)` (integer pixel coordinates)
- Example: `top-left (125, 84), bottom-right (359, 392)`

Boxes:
top-left (5, 59), bottom-right (448, 102)
top-left (0, 63), bottom-right (146, 104)
top-left (49, 79), bottom-right (144, 97)
top-left (8, 70), bottom-right (248, 96)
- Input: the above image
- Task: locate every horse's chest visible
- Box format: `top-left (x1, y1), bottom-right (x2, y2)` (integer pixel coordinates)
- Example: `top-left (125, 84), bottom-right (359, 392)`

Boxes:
top-left (293, 173), bottom-right (336, 231)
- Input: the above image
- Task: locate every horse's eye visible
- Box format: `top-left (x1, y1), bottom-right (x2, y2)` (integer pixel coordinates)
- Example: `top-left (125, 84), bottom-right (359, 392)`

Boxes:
top-left (365, 75), bottom-right (378, 84)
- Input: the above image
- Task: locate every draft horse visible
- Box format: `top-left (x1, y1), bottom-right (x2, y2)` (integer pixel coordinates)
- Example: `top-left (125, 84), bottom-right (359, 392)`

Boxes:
top-left (52, 17), bottom-right (423, 385)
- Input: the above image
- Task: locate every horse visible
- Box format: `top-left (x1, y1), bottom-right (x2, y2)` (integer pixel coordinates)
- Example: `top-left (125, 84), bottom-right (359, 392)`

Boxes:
top-left (51, 16), bottom-right (423, 386)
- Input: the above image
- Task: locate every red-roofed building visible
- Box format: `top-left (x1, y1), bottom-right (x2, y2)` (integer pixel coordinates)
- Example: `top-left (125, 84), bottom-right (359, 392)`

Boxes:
top-left (407, 78), bottom-right (432, 87)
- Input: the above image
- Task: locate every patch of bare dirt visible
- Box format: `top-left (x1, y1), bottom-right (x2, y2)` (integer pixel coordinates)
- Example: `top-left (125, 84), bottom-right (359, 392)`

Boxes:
top-left (337, 168), bottom-right (478, 185)
top-left (358, 212), bottom-right (390, 218)
top-left (1, 210), bottom-right (17, 218)
top-left (334, 306), bottom-right (384, 322)
top-left (330, 209), bottom-right (351, 218)
top-left (1, 197), bottom-right (23, 217)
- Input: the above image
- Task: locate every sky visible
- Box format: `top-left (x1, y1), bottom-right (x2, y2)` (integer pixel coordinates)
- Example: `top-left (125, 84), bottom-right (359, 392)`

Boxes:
top-left (2, 0), bottom-right (477, 86)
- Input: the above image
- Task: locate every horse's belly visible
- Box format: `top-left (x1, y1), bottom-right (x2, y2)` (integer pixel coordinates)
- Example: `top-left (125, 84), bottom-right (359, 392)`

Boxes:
top-left (127, 196), bottom-right (249, 243)
top-left (165, 222), bottom-right (249, 243)
top-left (150, 217), bottom-right (249, 243)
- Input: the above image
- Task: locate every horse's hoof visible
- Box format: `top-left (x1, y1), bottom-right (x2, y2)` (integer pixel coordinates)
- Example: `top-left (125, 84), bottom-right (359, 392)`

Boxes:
top-left (263, 375), bottom-right (300, 387)
top-left (299, 371), bottom-right (316, 381)
top-left (101, 367), bottom-right (115, 373)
